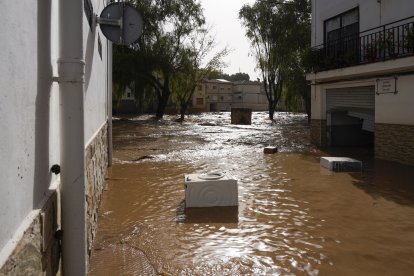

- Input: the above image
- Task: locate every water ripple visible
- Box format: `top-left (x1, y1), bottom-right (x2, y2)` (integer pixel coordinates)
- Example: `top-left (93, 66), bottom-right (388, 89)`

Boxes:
top-left (90, 112), bottom-right (414, 276)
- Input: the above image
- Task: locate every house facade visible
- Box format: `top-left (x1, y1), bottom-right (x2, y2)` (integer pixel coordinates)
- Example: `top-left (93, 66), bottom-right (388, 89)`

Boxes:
top-left (307, 0), bottom-right (414, 166)
top-left (233, 81), bottom-right (268, 111)
top-left (0, 1), bottom-right (113, 275)
top-left (205, 79), bottom-right (234, 111)
top-left (190, 82), bottom-right (209, 112)
top-left (189, 79), bottom-right (268, 112)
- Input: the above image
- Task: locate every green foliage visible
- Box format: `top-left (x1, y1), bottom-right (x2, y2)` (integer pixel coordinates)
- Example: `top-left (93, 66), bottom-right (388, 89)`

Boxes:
top-left (239, 0), bottom-right (311, 120)
top-left (207, 71), bottom-right (250, 81)
top-left (113, 0), bottom-right (206, 118)
top-left (170, 28), bottom-right (229, 120)
top-left (404, 26), bottom-right (414, 50)
top-left (301, 47), bottom-right (322, 72)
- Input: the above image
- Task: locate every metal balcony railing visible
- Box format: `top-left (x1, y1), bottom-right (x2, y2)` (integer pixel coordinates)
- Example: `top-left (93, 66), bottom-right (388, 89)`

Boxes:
top-left (310, 16), bottom-right (414, 72)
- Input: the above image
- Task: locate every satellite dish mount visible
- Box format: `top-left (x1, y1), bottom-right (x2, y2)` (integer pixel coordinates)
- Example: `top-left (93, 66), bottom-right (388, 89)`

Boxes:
top-left (96, 2), bottom-right (143, 46)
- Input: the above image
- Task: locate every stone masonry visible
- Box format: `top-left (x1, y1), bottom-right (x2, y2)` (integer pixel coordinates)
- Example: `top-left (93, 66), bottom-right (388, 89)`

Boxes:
top-left (85, 123), bottom-right (109, 258)
top-left (0, 191), bottom-right (60, 276)
top-left (375, 123), bottom-right (414, 166)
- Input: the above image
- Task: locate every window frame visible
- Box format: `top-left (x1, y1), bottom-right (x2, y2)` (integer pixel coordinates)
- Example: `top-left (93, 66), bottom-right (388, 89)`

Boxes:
top-left (323, 7), bottom-right (359, 45)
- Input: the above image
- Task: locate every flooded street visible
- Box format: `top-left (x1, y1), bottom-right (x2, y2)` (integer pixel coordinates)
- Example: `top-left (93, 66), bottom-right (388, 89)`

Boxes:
top-left (89, 112), bottom-right (414, 275)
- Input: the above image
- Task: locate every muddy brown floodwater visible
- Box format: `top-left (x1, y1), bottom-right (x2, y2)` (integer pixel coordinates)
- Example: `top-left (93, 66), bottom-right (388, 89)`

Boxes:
top-left (89, 112), bottom-right (414, 276)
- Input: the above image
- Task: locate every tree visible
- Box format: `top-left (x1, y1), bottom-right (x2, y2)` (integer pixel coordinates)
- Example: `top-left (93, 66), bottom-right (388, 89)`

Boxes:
top-left (171, 28), bottom-right (229, 121)
top-left (239, 0), bottom-right (311, 120)
top-left (114, 0), bottom-right (205, 119)
top-left (277, 0), bottom-right (311, 120)
top-left (207, 71), bottom-right (250, 82)
top-left (228, 72), bottom-right (251, 82)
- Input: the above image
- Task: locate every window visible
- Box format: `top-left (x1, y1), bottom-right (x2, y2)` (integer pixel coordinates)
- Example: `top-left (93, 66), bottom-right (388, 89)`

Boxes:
top-left (196, 98), bottom-right (204, 105)
top-left (197, 85), bottom-right (202, 91)
top-left (325, 8), bottom-right (359, 43)
top-left (324, 8), bottom-right (359, 56)
top-left (213, 86), bottom-right (217, 90)
top-left (220, 96), bottom-right (224, 100)
top-left (127, 92), bottom-right (131, 98)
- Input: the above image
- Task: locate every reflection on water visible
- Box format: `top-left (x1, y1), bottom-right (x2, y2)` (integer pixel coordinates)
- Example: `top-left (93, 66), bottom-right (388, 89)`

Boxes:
top-left (89, 112), bottom-right (414, 275)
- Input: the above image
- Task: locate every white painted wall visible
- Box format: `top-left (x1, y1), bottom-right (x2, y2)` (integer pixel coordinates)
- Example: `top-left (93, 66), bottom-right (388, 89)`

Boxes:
top-left (375, 75), bottom-right (414, 125)
top-left (84, 0), bottom-right (109, 145)
top-left (311, 80), bottom-right (376, 120)
top-left (0, 0), bottom-right (110, 263)
top-left (0, 1), bottom-right (41, 251)
top-left (311, 85), bottom-right (324, 120)
top-left (310, 0), bottom-right (414, 127)
top-left (311, 0), bottom-right (414, 47)
top-left (233, 83), bottom-right (267, 107)
top-left (311, 74), bottom-right (414, 126)
top-left (0, 0), bottom-right (64, 253)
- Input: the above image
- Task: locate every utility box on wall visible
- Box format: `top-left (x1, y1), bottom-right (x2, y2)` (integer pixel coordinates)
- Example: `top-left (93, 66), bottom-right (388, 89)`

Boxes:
top-left (184, 173), bottom-right (238, 207)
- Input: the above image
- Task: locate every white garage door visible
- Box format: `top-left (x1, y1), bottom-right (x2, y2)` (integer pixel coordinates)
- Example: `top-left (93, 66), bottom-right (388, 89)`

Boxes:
top-left (326, 86), bottom-right (375, 132)
top-left (326, 86), bottom-right (375, 111)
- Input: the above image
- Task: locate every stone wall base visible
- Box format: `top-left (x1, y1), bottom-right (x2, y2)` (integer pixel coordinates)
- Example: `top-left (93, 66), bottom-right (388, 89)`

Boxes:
top-left (375, 123), bottom-right (414, 166)
top-left (85, 123), bottom-right (108, 257)
top-left (1, 122), bottom-right (109, 274)
top-left (0, 191), bottom-right (60, 276)
top-left (310, 119), bottom-right (327, 147)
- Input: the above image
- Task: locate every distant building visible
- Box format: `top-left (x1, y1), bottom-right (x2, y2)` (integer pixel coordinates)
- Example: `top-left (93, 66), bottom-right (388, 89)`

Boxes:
top-left (233, 80), bottom-right (268, 111)
top-left (190, 82), bottom-right (208, 112)
top-left (205, 79), bottom-right (234, 111)
top-left (120, 78), bottom-right (270, 115)
top-left (189, 79), bottom-right (268, 112)
top-left (307, 0), bottom-right (414, 166)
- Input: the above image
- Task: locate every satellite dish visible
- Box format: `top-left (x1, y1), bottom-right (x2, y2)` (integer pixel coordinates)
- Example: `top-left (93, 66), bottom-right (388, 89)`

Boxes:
top-left (98, 2), bottom-right (143, 45)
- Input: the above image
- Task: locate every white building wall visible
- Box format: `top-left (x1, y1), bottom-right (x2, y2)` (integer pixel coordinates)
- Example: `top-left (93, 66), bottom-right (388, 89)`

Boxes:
top-left (84, 0), bottom-right (109, 145)
top-left (311, 0), bottom-right (414, 47)
top-left (0, 1), bottom-right (52, 253)
top-left (233, 83), bottom-right (268, 110)
top-left (311, 80), bottom-right (376, 120)
top-left (310, 0), bottom-right (414, 125)
top-left (376, 75), bottom-right (414, 125)
top-left (0, 0), bottom-right (111, 269)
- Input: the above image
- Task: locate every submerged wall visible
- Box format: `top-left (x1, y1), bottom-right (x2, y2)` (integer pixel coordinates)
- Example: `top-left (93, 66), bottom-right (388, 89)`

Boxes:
top-left (86, 124), bottom-right (109, 256)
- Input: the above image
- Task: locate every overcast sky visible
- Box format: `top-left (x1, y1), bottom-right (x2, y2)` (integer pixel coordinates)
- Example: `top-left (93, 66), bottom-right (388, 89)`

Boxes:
top-left (200, 0), bottom-right (259, 80)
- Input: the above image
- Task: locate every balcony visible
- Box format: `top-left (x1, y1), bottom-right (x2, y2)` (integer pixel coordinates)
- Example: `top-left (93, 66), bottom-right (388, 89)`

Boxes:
top-left (308, 16), bottom-right (414, 73)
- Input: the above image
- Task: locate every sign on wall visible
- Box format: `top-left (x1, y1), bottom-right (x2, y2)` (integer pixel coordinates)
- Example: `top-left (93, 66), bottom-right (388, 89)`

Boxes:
top-left (376, 77), bottom-right (398, 95)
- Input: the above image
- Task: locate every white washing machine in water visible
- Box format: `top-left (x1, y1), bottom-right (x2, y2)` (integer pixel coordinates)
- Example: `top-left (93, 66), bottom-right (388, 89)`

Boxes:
top-left (184, 173), bottom-right (238, 207)
top-left (320, 157), bottom-right (362, 172)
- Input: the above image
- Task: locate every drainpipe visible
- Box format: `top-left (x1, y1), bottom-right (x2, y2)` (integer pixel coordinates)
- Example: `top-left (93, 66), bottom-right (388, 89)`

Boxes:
top-left (58, 0), bottom-right (87, 275)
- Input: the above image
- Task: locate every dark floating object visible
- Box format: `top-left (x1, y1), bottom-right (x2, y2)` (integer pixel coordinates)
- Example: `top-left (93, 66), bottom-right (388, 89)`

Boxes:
top-left (231, 108), bottom-right (252, 125)
top-left (264, 146), bottom-right (278, 154)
